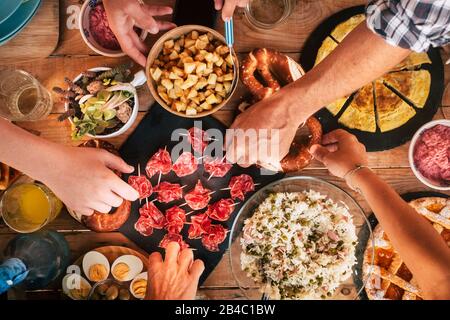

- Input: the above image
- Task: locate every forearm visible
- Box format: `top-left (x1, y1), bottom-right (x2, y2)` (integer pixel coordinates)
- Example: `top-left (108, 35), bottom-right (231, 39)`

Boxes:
top-left (351, 168), bottom-right (450, 299)
top-left (286, 23), bottom-right (411, 123)
top-left (0, 118), bottom-right (65, 182)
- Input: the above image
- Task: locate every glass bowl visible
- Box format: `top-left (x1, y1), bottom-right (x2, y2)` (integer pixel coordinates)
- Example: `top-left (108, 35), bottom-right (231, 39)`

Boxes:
top-left (228, 176), bottom-right (374, 300)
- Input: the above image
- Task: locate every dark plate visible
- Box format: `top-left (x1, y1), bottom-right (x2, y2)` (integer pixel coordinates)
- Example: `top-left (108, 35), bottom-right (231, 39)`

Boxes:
top-left (119, 105), bottom-right (283, 284)
top-left (354, 191), bottom-right (449, 300)
top-left (300, 6), bottom-right (445, 152)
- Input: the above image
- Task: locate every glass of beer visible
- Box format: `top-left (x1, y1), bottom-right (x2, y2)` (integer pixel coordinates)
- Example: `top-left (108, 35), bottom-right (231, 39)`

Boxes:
top-left (0, 69), bottom-right (53, 121)
top-left (0, 183), bottom-right (63, 233)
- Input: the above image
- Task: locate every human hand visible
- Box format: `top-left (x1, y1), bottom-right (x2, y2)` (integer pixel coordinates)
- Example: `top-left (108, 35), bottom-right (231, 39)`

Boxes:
top-left (103, 0), bottom-right (176, 67)
top-left (44, 146), bottom-right (139, 216)
top-left (214, 0), bottom-right (249, 21)
top-left (309, 129), bottom-right (368, 179)
top-left (146, 242), bottom-right (205, 300)
top-left (225, 91), bottom-right (302, 171)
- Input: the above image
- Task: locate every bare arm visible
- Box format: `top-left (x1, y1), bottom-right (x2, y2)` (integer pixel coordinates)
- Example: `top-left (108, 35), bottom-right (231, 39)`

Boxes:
top-left (0, 118), bottom-right (138, 215)
top-left (226, 23), bottom-right (411, 168)
top-left (311, 130), bottom-right (450, 300)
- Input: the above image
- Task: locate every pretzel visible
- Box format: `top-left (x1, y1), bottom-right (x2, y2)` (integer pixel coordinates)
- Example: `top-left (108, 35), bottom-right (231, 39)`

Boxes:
top-left (79, 140), bottom-right (131, 232)
top-left (240, 48), bottom-right (323, 172)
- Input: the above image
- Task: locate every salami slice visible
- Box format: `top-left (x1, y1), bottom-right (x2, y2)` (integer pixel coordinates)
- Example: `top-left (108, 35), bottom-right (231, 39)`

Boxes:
top-left (128, 175), bottom-right (153, 199)
top-left (188, 127), bottom-right (209, 154)
top-left (172, 152), bottom-right (198, 177)
top-left (184, 180), bottom-right (212, 210)
top-left (145, 148), bottom-right (172, 177)
top-left (154, 181), bottom-right (183, 203)
top-left (205, 198), bottom-right (235, 222)
top-left (134, 216), bottom-right (154, 237)
top-left (139, 202), bottom-right (166, 229)
top-left (204, 156), bottom-right (232, 178)
top-left (159, 233), bottom-right (189, 250)
top-left (201, 224), bottom-right (228, 252)
top-left (229, 174), bottom-right (255, 201)
top-left (165, 206), bottom-right (186, 234)
top-left (188, 213), bottom-right (212, 239)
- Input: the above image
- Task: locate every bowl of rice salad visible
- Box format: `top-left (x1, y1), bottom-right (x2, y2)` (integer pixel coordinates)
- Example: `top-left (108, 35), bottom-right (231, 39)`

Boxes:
top-left (229, 176), bottom-right (374, 300)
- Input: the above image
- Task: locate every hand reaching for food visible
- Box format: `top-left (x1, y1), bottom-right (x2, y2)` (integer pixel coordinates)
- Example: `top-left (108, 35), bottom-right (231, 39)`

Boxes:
top-left (44, 146), bottom-right (139, 216)
top-left (214, 0), bottom-right (249, 21)
top-left (146, 242), bottom-right (204, 300)
top-left (309, 129), bottom-right (368, 179)
top-left (103, 0), bottom-right (176, 67)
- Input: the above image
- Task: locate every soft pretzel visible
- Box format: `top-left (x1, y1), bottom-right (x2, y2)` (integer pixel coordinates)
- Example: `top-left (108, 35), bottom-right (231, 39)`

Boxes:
top-left (79, 140), bottom-right (131, 232)
top-left (240, 48), bottom-right (323, 172)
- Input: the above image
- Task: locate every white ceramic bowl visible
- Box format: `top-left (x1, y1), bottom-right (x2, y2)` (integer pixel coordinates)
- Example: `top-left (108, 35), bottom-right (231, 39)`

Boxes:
top-left (408, 119), bottom-right (450, 191)
top-left (64, 67), bottom-right (140, 139)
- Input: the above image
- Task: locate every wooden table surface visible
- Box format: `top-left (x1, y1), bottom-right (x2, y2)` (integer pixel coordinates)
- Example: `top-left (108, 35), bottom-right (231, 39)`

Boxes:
top-left (0, 0), bottom-right (449, 300)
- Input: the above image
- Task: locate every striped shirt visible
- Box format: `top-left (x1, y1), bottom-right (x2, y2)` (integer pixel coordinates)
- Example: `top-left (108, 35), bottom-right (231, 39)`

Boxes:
top-left (366, 0), bottom-right (450, 52)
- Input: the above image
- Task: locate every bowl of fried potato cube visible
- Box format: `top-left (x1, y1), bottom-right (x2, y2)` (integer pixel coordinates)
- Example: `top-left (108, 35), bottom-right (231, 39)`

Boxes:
top-left (146, 25), bottom-right (239, 118)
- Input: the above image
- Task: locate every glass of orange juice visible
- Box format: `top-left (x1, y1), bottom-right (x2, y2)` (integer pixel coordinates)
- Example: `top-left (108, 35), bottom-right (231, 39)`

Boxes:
top-left (0, 183), bottom-right (63, 233)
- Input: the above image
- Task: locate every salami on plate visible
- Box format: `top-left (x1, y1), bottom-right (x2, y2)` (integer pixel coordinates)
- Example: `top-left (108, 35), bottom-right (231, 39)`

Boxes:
top-left (159, 233), bottom-right (189, 250)
top-left (229, 174), bottom-right (255, 201)
top-left (184, 180), bottom-right (212, 210)
top-left (204, 156), bottom-right (232, 178)
top-left (205, 198), bottom-right (235, 222)
top-left (139, 202), bottom-right (166, 229)
top-left (188, 127), bottom-right (210, 154)
top-left (172, 152), bottom-right (198, 177)
top-left (154, 181), bottom-right (184, 203)
top-left (188, 213), bottom-right (212, 239)
top-left (146, 148), bottom-right (172, 177)
top-left (134, 216), bottom-right (154, 237)
top-left (201, 224), bottom-right (228, 252)
top-left (128, 175), bottom-right (153, 199)
top-left (165, 206), bottom-right (187, 234)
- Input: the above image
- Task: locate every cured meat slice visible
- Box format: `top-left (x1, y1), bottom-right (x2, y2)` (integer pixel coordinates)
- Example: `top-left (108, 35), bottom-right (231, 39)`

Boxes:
top-left (145, 148), bottom-right (172, 177)
top-left (159, 233), bottom-right (189, 250)
top-left (205, 198), bottom-right (235, 222)
top-left (188, 127), bottom-right (209, 154)
top-left (139, 202), bottom-right (166, 229)
top-left (154, 181), bottom-right (183, 203)
top-left (229, 174), bottom-right (255, 201)
top-left (128, 175), bottom-right (152, 199)
top-left (202, 224), bottom-right (228, 252)
top-left (134, 216), bottom-right (154, 237)
top-left (188, 213), bottom-right (212, 239)
top-left (184, 180), bottom-right (212, 210)
top-left (165, 206), bottom-right (187, 234)
top-left (203, 156), bottom-right (232, 178)
top-left (172, 152), bottom-right (198, 177)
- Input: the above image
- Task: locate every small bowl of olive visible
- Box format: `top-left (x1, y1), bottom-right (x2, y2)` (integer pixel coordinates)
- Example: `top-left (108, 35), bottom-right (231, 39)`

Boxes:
top-left (88, 279), bottom-right (132, 300)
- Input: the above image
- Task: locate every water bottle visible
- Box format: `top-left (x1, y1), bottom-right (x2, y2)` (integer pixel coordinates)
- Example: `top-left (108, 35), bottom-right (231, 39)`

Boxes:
top-left (0, 230), bottom-right (70, 295)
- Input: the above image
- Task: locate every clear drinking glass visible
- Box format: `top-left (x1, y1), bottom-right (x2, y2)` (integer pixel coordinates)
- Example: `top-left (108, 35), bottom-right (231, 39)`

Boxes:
top-left (245, 0), bottom-right (294, 29)
top-left (0, 183), bottom-right (63, 233)
top-left (0, 69), bottom-right (53, 121)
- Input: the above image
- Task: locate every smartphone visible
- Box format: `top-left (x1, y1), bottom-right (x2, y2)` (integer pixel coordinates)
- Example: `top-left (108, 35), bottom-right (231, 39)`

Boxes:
top-left (173, 0), bottom-right (218, 28)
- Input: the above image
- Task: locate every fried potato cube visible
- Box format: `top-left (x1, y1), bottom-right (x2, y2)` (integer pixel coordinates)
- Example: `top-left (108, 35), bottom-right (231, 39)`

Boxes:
top-left (169, 50), bottom-right (179, 60)
top-left (211, 53), bottom-right (220, 63)
top-left (198, 34), bottom-right (209, 43)
top-left (187, 88), bottom-right (198, 99)
top-left (215, 83), bottom-right (224, 92)
top-left (174, 42), bottom-right (181, 53)
top-left (218, 90), bottom-right (227, 98)
top-left (225, 54), bottom-right (234, 66)
top-left (172, 66), bottom-right (185, 77)
top-left (181, 75), bottom-right (198, 90)
top-left (184, 62), bottom-right (197, 74)
top-left (194, 54), bottom-right (205, 62)
top-left (195, 78), bottom-right (208, 90)
top-left (200, 101), bottom-right (212, 110)
top-left (215, 45), bottom-right (229, 56)
top-left (223, 81), bottom-right (232, 93)
top-left (186, 107), bottom-right (197, 116)
top-left (179, 51), bottom-right (190, 60)
top-left (174, 86), bottom-right (184, 98)
top-left (174, 101), bottom-right (186, 112)
top-left (221, 63), bottom-right (228, 72)
top-left (184, 38), bottom-right (196, 48)
top-left (216, 95), bottom-right (223, 104)
top-left (217, 76), bottom-right (224, 82)
top-left (188, 46), bottom-right (198, 55)
top-left (164, 39), bottom-right (174, 49)
top-left (169, 72), bottom-right (182, 80)
top-left (206, 84), bottom-right (215, 90)
top-left (204, 52), bottom-right (214, 62)
top-left (159, 92), bottom-right (171, 105)
top-left (195, 39), bottom-right (208, 50)
top-left (195, 62), bottom-right (207, 75)
top-left (204, 68), bottom-right (213, 76)
top-left (206, 93), bottom-right (218, 105)
top-left (174, 78), bottom-right (183, 88)
top-left (207, 73), bottom-right (218, 85)
top-left (191, 96), bottom-right (200, 105)
top-left (198, 92), bottom-right (206, 102)
top-left (176, 37), bottom-right (184, 47)
top-left (182, 56), bottom-right (194, 64)
top-left (157, 85), bottom-right (166, 93)
top-left (215, 57), bottom-right (224, 67)
top-left (150, 67), bottom-right (163, 81)
top-left (191, 31), bottom-right (199, 40)
top-left (223, 73), bottom-right (234, 81)
top-left (161, 79), bottom-right (174, 91)
top-left (168, 88), bottom-right (177, 100)
top-left (204, 89), bottom-right (213, 97)
top-left (163, 48), bottom-right (172, 55)
top-left (214, 67), bottom-right (224, 77)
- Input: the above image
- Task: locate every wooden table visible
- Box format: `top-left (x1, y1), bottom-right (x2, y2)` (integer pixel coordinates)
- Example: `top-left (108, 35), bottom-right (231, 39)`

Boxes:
top-left (0, 0), bottom-right (449, 300)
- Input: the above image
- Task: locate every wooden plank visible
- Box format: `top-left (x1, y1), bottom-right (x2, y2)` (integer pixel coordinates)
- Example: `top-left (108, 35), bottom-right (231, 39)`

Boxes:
top-left (0, 0), bottom-right (59, 63)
